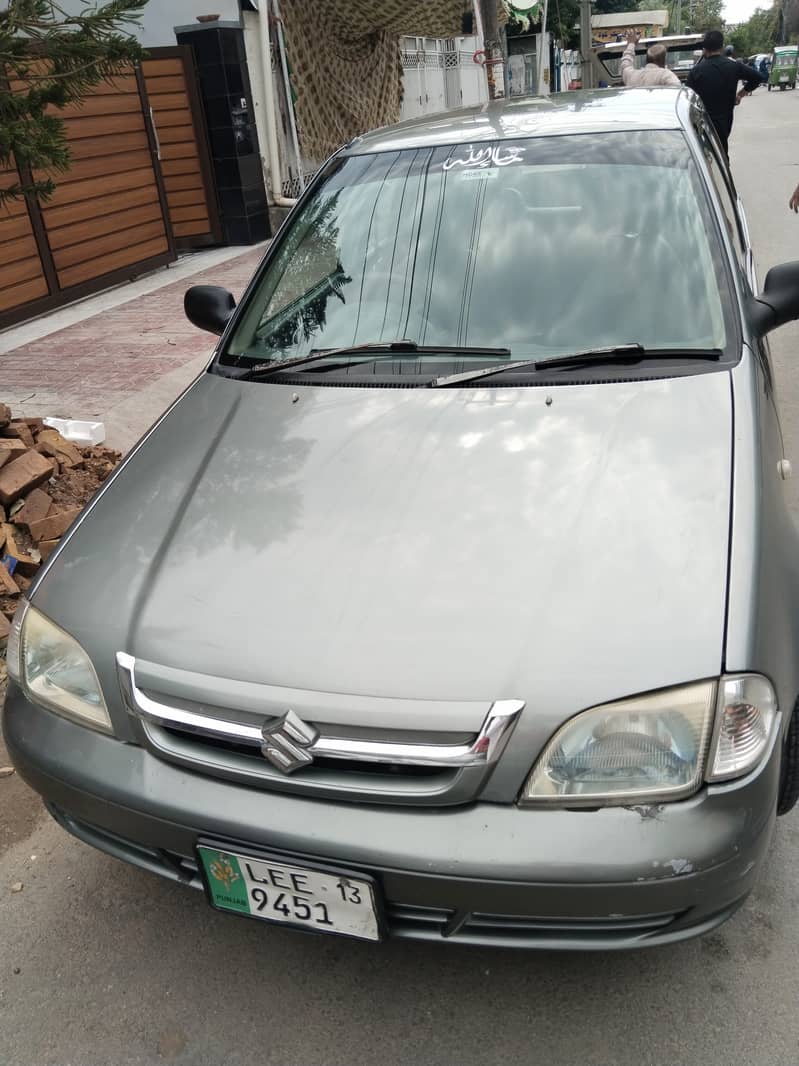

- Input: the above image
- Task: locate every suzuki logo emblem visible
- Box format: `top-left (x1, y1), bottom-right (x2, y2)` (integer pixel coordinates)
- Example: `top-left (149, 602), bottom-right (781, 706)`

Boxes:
top-left (261, 709), bottom-right (319, 774)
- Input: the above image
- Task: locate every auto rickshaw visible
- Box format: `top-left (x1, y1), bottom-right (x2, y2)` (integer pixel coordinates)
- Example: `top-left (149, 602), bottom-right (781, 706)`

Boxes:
top-left (769, 45), bottom-right (798, 90)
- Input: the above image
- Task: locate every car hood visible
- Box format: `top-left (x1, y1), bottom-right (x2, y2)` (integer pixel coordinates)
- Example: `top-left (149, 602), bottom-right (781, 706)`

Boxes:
top-left (36, 371), bottom-right (732, 718)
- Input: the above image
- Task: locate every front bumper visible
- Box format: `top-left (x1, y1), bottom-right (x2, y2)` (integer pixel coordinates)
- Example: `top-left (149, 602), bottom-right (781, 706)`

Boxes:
top-left (3, 686), bottom-right (781, 950)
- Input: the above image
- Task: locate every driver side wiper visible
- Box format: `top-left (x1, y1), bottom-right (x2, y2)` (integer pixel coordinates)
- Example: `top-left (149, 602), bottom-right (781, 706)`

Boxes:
top-left (237, 340), bottom-right (511, 381)
top-left (429, 345), bottom-right (722, 387)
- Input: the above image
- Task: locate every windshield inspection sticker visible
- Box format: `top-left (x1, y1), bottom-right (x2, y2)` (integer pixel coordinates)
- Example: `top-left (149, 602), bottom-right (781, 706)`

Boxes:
top-left (458, 169), bottom-right (499, 180)
top-left (443, 144), bottom-right (526, 172)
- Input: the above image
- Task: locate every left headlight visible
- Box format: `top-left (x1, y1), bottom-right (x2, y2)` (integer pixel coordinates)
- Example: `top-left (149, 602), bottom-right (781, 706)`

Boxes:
top-left (7, 601), bottom-right (112, 734)
top-left (521, 681), bottom-right (717, 806)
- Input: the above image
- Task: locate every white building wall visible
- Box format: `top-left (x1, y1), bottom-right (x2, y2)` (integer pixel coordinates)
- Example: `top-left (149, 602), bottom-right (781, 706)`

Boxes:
top-left (241, 11), bottom-right (274, 197)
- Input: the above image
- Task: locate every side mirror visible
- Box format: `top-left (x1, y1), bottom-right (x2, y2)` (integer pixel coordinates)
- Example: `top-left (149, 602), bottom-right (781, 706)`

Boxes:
top-left (184, 285), bottom-right (236, 336)
top-left (748, 261), bottom-right (799, 336)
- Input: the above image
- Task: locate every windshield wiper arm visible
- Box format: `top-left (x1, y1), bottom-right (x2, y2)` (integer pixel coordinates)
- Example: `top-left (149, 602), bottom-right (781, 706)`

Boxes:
top-left (237, 340), bottom-right (511, 380)
top-left (535, 345), bottom-right (723, 369)
top-left (430, 345), bottom-right (722, 387)
top-left (430, 345), bottom-right (644, 387)
top-left (237, 341), bottom-right (416, 379)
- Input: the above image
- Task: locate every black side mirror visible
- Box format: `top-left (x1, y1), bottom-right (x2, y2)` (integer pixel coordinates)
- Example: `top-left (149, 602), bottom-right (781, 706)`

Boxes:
top-left (184, 285), bottom-right (236, 336)
top-left (748, 261), bottom-right (799, 336)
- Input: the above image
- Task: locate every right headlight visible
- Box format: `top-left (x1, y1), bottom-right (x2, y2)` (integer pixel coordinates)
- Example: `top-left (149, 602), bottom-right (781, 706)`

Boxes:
top-left (520, 675), bottom-right (777, 807)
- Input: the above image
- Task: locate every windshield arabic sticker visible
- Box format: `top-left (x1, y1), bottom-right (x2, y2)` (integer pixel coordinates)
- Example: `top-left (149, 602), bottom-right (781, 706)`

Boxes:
top-left (443, 144), bottom-right (526, 172)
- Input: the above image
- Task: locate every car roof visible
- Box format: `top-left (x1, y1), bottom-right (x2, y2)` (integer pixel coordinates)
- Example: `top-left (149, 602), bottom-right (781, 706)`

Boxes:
top-left (595, 33), bottom-right (703, 54)
top-left (346, 90), bottom-right (689, 155)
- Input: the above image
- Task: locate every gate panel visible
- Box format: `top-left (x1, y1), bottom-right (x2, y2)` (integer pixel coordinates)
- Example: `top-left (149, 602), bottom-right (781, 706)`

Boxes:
top-left (143, 47), bottom-right (222, 248)
top-left (38, 71), bottom-right (172, 292)
top-left (0, 67), bottom-right (176, 329)
top-left (0, 166), bottom-right (50, 314)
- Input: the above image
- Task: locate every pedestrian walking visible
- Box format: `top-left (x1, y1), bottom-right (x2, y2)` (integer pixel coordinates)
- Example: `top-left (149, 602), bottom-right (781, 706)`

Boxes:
top-left (621, 30), bottom-right (681, 87)
top-left (687, 31), bottom-right (764, 156)
top-left (789, 183), bottom-right (799, 212)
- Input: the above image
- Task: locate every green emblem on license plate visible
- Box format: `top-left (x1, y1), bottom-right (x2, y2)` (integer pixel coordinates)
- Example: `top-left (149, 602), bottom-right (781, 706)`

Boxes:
top-left (199, 849), bottom-right (250, 913)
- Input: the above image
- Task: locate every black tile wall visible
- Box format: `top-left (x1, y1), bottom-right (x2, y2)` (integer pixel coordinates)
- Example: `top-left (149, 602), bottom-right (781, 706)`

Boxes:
top-left (176, 23), bottom-right (269, 245)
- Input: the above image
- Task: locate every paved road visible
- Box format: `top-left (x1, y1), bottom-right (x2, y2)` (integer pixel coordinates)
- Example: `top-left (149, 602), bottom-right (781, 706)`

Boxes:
top-left (3, 89), bottom-right (799, 1066)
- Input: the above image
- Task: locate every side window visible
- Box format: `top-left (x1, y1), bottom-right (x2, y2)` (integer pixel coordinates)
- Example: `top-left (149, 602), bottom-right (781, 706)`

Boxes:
top-left (699, 126), bottom-right (746, 264)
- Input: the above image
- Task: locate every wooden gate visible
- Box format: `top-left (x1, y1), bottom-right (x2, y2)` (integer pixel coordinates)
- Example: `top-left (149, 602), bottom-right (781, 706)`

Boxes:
top-left (142, 47), bottom-right (222, 250)
top-left (0, 67), bottom-right (176, 329)
top-left (0, 164), bottom-right (50, 318)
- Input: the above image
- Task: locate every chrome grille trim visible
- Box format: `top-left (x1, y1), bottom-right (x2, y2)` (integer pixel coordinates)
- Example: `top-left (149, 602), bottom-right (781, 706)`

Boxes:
top-left (116, 652), bottom-right (524, 770)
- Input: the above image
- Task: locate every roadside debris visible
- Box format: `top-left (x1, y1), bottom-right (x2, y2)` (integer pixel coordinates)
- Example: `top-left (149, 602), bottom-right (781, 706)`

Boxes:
top-left (10, 882), bottom-right (22, 893)
top-left (42, 417), bottom-right (105, 448)
top-left (0, 767), bottom-right (15, 778)
top-left (0, 405), bottom-right (121, 643)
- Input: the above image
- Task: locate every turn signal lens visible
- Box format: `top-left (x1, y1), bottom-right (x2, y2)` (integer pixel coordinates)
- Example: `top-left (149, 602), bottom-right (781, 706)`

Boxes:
top-left (5, 598), bottom-right (28, 683)
top-left (707, 674), bottom-right (777, 781)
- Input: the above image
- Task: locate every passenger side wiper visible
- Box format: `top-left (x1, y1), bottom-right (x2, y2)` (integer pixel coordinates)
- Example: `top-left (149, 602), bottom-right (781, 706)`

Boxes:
top-left (429, 345), bottom-right (722, 387)
top-left (237, 340), bottom-right (511, 381)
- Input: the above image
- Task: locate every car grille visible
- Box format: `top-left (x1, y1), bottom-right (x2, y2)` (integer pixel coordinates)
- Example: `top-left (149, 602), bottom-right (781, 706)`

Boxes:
top-left (116, 652), bottom-right (524, 806)
top-left (162, 727), bottom-right (447, 778)
top-left (386, 903), bottom-right (682, 945)
top-left (145, 721), bottom-right (469, 805)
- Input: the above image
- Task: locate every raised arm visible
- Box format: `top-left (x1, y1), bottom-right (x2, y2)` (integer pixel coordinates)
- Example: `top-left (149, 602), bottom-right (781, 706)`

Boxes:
top-left (621, 30), bottom-right (641, 85)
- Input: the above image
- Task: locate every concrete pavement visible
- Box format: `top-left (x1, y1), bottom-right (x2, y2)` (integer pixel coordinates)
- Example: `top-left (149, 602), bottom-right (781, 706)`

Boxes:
top-left (3, 89), bottom-right (799, 1066)
top-left (0, 244), bottom-right (264, 454)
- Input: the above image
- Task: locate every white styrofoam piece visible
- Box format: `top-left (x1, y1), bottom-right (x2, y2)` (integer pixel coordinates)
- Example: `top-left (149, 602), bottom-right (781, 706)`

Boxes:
top-left (43, 417), bottom-right (106, 446)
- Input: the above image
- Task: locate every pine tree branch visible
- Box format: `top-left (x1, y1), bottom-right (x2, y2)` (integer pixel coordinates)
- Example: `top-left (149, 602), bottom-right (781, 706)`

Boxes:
top-left (0, 1), bottom-right (147, 202)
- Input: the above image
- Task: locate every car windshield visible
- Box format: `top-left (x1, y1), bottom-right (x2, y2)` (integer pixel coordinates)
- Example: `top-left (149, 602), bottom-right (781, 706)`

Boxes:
top-left (223, 129), bottom-right (729, 373)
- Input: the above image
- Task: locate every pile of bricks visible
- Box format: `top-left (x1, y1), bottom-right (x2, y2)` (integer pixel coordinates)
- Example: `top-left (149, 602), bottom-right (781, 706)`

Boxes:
top-left (0, 404), bottom-right (121, 644)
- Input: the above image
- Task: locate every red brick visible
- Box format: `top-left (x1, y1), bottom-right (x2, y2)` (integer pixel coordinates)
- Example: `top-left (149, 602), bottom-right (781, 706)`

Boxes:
top-left (27, 507), bottom-right (81, 543)
top-left (0, 440), bottom-right (28, 455)
top-left (36, 430), bottom-right (84, 469)
top-left (2, 423), bottom-right (35, 448)
top-left (0, 451), bottom-right (54, 506)
top-left (13, 488), bottom-right (53, 527)
top-left (38, 538), bottom-right (60, 562)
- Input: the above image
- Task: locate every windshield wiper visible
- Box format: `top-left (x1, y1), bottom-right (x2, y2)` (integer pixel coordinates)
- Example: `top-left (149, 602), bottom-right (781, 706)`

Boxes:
top-left (429, 345), bottom-right (722, 387)
top-left (236, 340), bottom-right (511, 381)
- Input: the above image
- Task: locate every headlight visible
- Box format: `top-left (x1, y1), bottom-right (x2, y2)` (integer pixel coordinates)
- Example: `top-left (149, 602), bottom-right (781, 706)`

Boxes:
top-left (707, 674), bottom-right (777, 781)
top-left (521, 681), bottom-right (716, 806)
top-left (8, 601), bottom-right (112, 734)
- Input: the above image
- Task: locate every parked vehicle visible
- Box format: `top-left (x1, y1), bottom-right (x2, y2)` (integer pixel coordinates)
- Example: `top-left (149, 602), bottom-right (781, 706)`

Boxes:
top-left (6, 89), bottom-right (799, 950)
top-left (769, 45), bottom-right (798, 90)
top-left (591, 33), bottom-right (703, 85)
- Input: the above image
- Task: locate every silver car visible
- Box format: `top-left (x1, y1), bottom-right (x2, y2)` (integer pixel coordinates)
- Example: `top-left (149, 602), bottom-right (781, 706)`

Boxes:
top-left (6, 89), bottom-right (799, 949)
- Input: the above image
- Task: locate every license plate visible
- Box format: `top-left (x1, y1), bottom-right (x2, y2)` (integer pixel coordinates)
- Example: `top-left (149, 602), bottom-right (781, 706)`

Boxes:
top-left (197, 845), bottom-right (383, 942)
top-left (781, 76), bottom-right (788, 81)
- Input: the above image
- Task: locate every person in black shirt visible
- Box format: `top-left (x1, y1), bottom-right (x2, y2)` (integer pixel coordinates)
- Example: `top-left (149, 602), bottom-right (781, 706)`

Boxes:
top-left (687, 30), bottom-right (764, 156)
